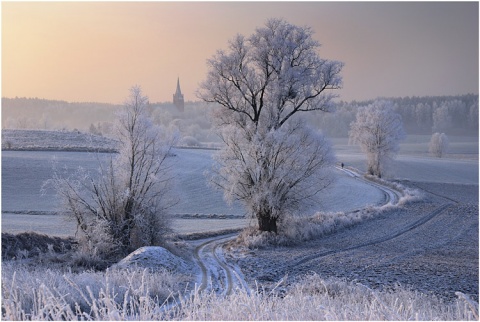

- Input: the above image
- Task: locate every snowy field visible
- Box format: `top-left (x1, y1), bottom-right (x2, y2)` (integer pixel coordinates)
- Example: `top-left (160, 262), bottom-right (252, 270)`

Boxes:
top-left (333, 135), bottom-right (478, 184)
top-left (1, 129), bottom-right (117, 152)
top-left (2, 133), bottom-right (478, 236)
top-left (2, 132), bottom-right (478, 319)
top-left (2, 148), bottom-right (386, 236)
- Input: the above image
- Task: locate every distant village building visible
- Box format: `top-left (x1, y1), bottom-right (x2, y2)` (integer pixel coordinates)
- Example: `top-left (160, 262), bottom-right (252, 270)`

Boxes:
top-left (173, 78), bottom-right (185, 112)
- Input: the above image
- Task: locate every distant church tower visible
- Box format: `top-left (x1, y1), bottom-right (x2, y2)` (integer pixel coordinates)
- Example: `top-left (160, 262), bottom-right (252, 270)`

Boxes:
top-left (173, 77), bottom-right (185, 112)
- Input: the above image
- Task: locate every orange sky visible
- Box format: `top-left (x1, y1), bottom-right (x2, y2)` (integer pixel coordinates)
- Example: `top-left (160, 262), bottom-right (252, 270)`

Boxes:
top-left (2, 2), bottom-right (478, 104)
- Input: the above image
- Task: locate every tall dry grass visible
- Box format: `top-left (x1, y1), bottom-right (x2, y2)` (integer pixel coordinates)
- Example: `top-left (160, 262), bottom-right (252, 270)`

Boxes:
top-left (2, 265), bottom-right (477, 320)
top-left (1, 263), bottom-right (185, 320)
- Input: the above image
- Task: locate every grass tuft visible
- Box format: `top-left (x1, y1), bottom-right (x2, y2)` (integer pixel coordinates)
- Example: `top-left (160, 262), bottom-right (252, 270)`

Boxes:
top-left (2, 265), bottom-right (477, 320)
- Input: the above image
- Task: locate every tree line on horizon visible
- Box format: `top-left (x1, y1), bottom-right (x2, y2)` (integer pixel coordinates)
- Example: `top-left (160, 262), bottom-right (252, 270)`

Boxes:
top-left (2, 93), bottom-right (477, 139)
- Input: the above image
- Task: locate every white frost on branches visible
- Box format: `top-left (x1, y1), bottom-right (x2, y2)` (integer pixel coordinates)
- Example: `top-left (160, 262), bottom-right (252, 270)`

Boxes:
top-left (199, 18), bottom-right (342, 233)
top-left (349, 100), bottom-right (405, 178)
top-left (198, 18), bottom-right (343, 132)
top-left (209, 119), bottom-right (335, 223)
top-left (46, 86), bottom-right (177, 256)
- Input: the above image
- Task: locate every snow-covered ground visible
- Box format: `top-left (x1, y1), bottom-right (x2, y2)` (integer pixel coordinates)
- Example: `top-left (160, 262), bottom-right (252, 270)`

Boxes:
top-left (233, 181), bottom-right (478, 301)
top-left (2, 129), bottom-right (477, 237)
top-left (336, 152), bottom-right (478, 184)
top-left (2, 130), bottom-right (478, 317)
top-left (1, 148), bottom-right (387, 236)
top-left (113, 246), bottom-right (194, 275)
top-left (2, 129), bottom-right (118, 152)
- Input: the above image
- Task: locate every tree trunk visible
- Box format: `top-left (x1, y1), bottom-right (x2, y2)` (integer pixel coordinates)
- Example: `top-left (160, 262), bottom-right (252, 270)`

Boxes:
top-left (118, 198), bottom-right (135, 253)
top-left (257, 212), bottom-right (278, 233)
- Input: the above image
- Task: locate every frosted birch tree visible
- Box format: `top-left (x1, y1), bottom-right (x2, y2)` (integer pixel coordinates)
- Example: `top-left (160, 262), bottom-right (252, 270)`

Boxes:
top-left (198, 18), bottom-right (343, 233)
top-left (349, 100), bottom-right (405, 178)
top-left (429, 132), bottom-right (449, 158)
top-left (47, 86), bottom-right (176, 257)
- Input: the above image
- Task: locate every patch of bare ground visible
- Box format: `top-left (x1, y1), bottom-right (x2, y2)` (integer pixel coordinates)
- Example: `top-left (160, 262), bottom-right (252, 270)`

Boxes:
top-left (1, 231), bottom-right (76, 260)
top-left (230, 182), bottom-right (478, 302)
top-left (1, 232), bottom-right (117, 271)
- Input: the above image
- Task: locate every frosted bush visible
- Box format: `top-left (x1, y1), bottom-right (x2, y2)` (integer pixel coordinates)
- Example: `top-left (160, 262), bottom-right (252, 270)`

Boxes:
top-left (364, 174), bottom-right (422, 205)
top-left (234, 172), bottom-right (423, 249)
top-left (180, 136), bottom-right (201, 147)
top-left (429, 132), bottom-right (449, 157)
top-left (45, 86), bottom-right (177, 257)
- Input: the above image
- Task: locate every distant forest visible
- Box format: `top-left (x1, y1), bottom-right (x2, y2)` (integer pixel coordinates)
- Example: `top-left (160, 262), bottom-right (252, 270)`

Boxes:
top-left (2, 94), bottom-right (478, 143)
top-left (314, 94), bottom-right (478, 137)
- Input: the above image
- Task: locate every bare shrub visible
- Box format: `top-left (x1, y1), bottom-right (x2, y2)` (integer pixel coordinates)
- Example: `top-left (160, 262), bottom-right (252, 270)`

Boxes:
top-left (45, 86), bottom-right (177, 258)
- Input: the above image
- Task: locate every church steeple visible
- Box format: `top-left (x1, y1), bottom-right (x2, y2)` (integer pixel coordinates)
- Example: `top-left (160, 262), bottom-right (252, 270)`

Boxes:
top-left (173, 77), bottom-right (185, 112)
top-left (175, 78), bottom-right (182, 95)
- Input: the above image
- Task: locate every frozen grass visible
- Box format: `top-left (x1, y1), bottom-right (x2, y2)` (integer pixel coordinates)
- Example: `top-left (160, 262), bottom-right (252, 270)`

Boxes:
top-left (236, 180), bottom-right (420, 249)
top-left (363, 174), bottom-right (423, 205)
top-left (2, 267), bottom-right (477, 320)
top-left (173, 274), bottom-right (478, 320)
top-left (1, 263), bottom-right (188, 320)
top-left (236, 206), bottom-right (386, 248)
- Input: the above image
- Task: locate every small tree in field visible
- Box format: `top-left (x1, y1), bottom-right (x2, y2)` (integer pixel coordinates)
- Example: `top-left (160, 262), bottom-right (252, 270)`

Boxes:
top-left (429, 132), bottom-right (449, 157)
top-left (47, 86), bottom-right (176, 257)
top-left (198, 18), bottom-right (342, 233)
top-left (349, 100), bottom-right (405, 178)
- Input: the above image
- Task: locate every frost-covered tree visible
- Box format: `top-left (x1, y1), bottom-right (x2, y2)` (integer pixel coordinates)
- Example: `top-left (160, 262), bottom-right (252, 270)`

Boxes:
top-left (46, 86), bottom-right (176, 256)
top-left (212, 119), bottom-right (335, 233)
top-left (429, 132), bottom-right (449, 158)
top-left (432, 102), bottom-right (453, 133)
top-left (349, 100), bottom-right (405, 178)
top-left (199, 18), bottom-right (342, 233)
top-left (468, 99), bottom-right (479, 129)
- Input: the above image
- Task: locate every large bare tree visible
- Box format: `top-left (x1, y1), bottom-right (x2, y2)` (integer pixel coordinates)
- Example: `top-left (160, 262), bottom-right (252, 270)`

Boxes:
top-left (198, 18), bottom-right (343, 233)
top-left (47, 86), bottom-right (176, 256)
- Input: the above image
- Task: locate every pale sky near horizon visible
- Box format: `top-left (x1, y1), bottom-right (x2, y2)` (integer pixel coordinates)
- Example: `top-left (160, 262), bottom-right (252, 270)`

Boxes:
top-left (2, 1), bottom-right (479, 104)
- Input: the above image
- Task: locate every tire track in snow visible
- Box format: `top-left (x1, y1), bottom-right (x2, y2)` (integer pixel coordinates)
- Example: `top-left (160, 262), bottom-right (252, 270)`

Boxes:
top-left (213, 242), bottom-right (234, 296)
top-left (293, 203), bottom-right (452, 267)
top-left (193, 167), bottom-right (414, 294)
top-left (407, 181), bottom-right (460, 204)
top-left (194, 234), bottom-right (246, 296)
top-left (335, 166), bottom-right (401, 205)
top-left (193, 240), bottom-right (210, 293)
top-left (292, 168), bottom-right (449, 267)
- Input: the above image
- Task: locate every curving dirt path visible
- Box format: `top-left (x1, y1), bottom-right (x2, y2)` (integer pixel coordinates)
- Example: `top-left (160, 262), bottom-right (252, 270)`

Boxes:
top-left (193, 234), bottom-right (250, 296)
top-left (192, 167), bottom-right (404, 297)
top-left (232, 180), bottom-right (478, 301)
top-left (191, 167), bottom-right (478, 301)
top-left (336, 166), bottom-right (401, 204)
